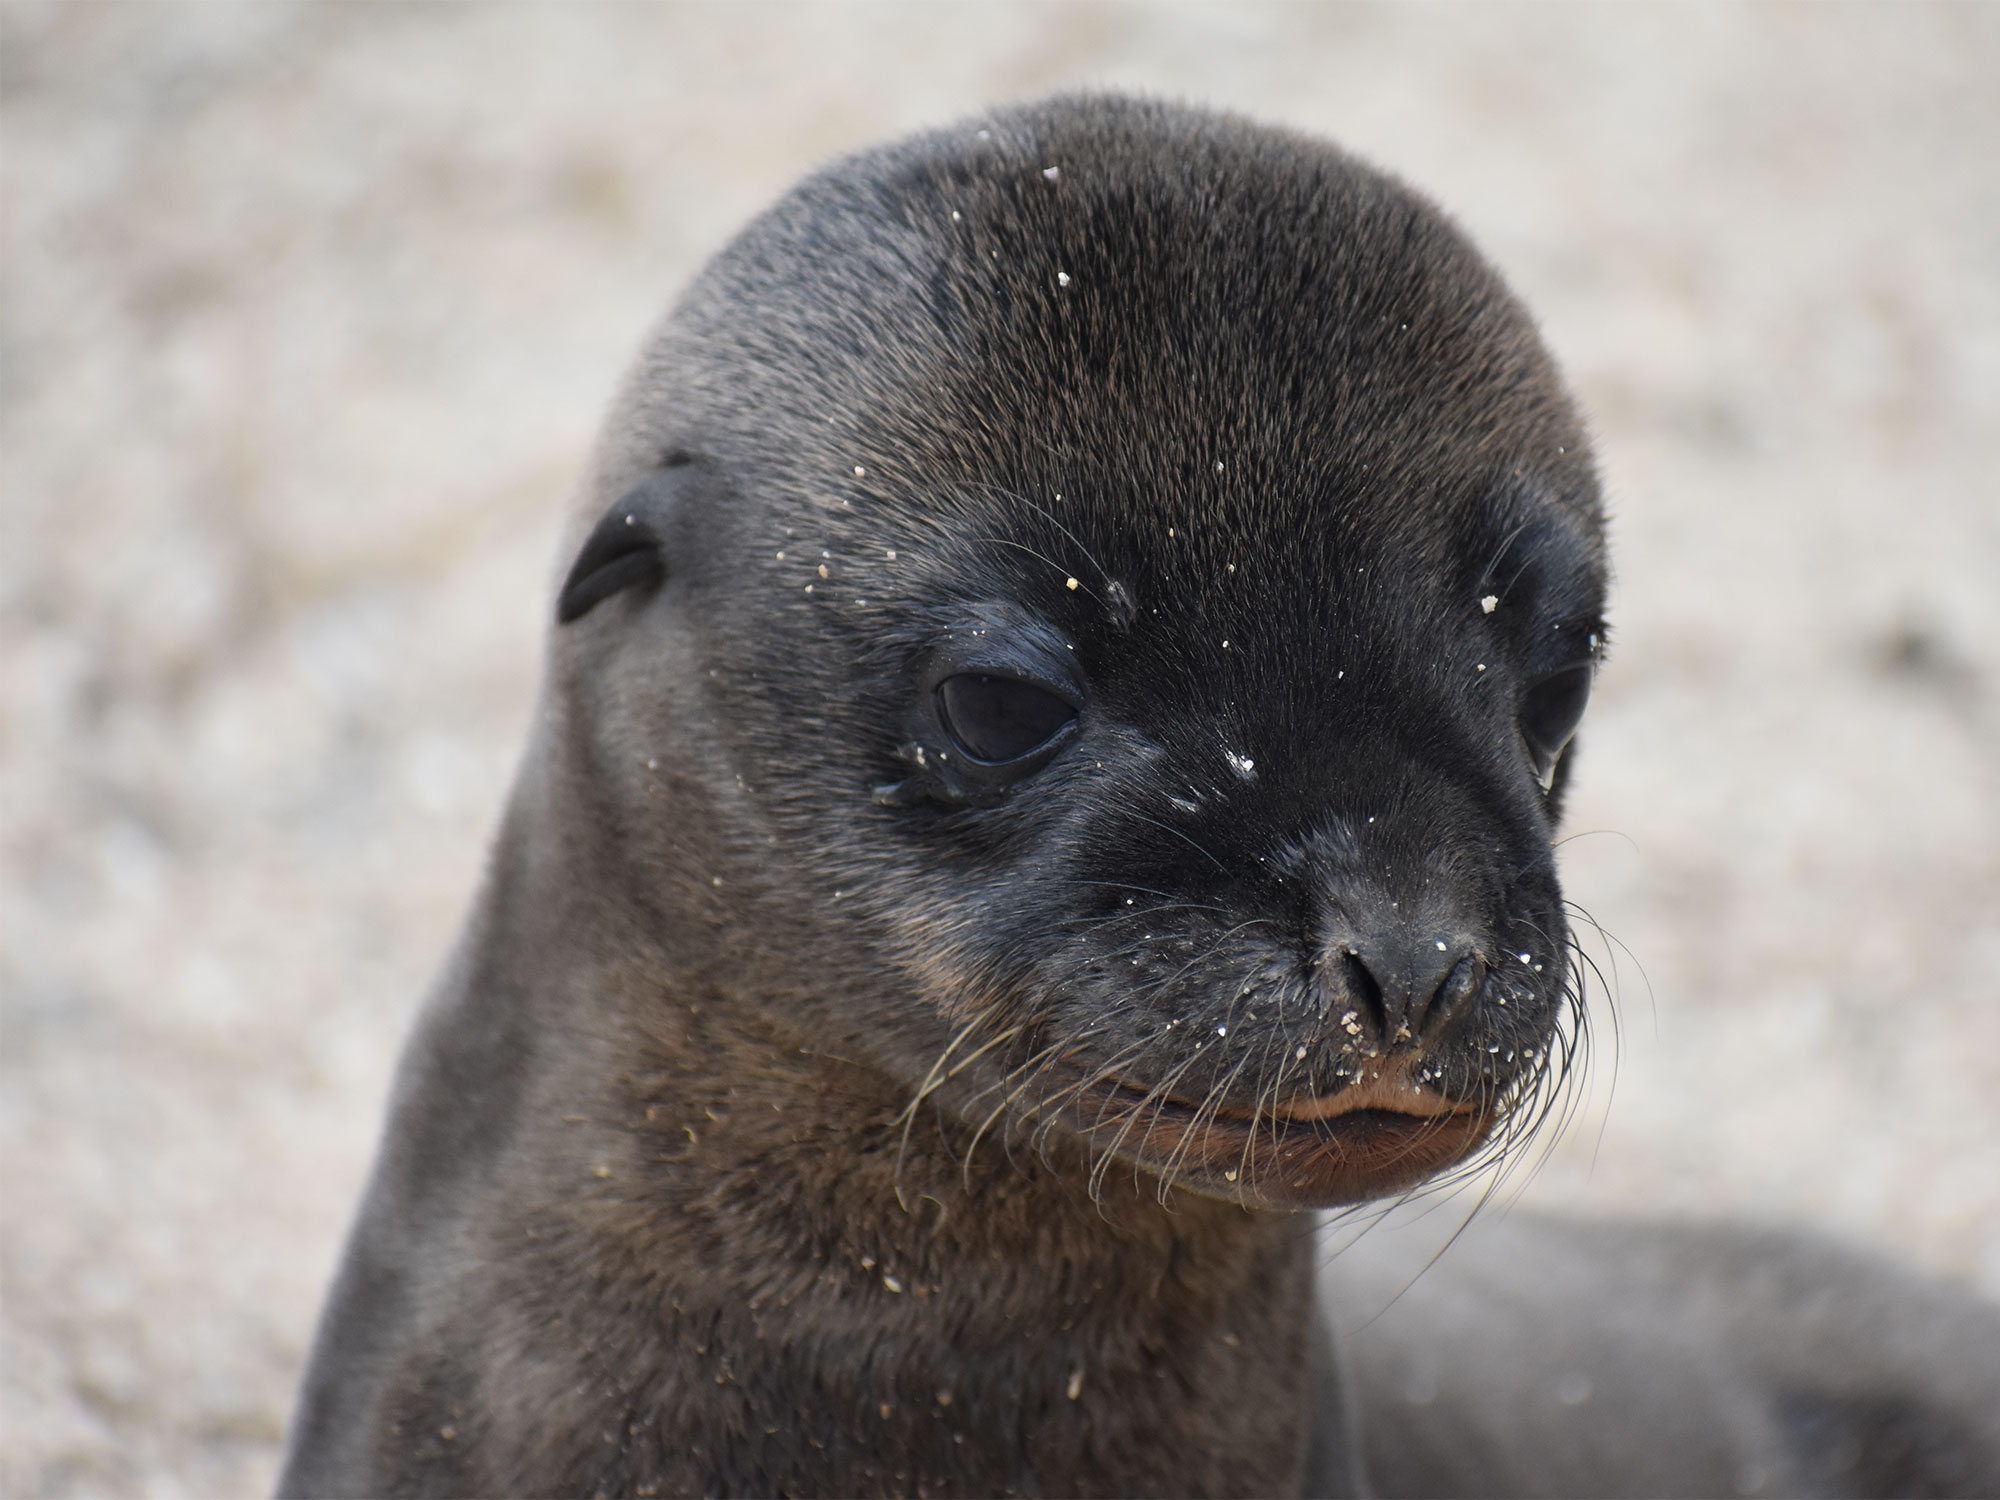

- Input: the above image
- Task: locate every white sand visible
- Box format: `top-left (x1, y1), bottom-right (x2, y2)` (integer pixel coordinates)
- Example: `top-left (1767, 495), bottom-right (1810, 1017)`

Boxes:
top-left (3, 4), bottom-right (1996, 1492)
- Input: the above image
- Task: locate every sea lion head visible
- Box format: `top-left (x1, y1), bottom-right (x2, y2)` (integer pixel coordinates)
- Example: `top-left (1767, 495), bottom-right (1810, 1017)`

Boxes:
top-left (549, 95), bottom-right (1606, 1212)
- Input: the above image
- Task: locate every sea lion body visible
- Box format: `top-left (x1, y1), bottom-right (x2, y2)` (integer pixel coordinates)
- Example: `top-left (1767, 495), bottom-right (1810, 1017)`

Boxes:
top-left (1327, 1212), bottom-right (2000, 1497)
top-left (280, 96), bottom-right (2000, 1497)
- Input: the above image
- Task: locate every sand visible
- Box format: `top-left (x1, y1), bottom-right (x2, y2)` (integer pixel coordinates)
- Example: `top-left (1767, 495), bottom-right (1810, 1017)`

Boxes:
top-left (3, 4), bottom-right (1996, 1493)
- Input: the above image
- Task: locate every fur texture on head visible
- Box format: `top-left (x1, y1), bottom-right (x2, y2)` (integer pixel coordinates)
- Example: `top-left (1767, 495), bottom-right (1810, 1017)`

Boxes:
top-left (559, 92), bottom-right (1606, 1211)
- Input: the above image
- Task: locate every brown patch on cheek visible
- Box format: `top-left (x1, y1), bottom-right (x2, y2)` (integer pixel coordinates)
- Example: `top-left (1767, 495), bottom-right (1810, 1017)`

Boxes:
top-left (888, 912), bottom-right (1005, 1026)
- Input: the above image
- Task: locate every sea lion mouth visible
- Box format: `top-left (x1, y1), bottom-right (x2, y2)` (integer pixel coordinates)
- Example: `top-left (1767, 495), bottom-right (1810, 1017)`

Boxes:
top-left (1246, 1071), bottom-right (1468, 1122)
top-left (1068, 1065), bottom-right (1493, 1211)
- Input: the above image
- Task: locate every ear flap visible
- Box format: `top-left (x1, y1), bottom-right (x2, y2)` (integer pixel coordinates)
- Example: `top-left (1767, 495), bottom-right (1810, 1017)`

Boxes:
top-left (555, 467), bottom-right (683, 625)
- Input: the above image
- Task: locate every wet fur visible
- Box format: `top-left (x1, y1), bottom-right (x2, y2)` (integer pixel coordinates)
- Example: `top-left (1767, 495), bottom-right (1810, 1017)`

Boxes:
top-left (281, 95), bottom-right (2000, 1498)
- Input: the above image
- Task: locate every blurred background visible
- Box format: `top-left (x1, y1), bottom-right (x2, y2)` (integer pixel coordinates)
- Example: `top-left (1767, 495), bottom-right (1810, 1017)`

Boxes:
top-left (3, 3), bottom-right (1996, 1493)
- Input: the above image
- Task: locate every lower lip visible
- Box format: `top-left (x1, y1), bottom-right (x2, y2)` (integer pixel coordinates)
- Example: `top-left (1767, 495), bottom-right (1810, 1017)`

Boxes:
top-left (1068, 1082), bottom-right (1493, 1209)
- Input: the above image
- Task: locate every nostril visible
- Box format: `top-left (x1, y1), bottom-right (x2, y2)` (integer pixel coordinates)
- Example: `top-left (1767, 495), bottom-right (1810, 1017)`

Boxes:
top-left (1315, 931), bottom-right (1488, 1054)
top-left (1343, 951), bottom-right (1386, 1041)
top-left (1421, 953), bottom-right (1486, 1039)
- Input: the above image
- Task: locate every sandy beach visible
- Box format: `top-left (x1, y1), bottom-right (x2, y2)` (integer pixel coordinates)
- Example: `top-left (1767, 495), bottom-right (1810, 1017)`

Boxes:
top-left (3, 4), bottom-right (1996, 1492)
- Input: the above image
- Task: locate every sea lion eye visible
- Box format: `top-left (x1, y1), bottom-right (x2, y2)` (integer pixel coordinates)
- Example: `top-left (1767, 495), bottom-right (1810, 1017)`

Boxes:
top-left (938, 674), bottom-right (1077, 764)
top-left (1519, 663), bottom-right (1592, 773)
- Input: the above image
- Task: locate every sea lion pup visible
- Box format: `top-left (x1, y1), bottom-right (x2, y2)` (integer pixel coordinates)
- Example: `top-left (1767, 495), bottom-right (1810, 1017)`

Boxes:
top-left (288, 92), bottom-right (1571, 1498)
top-left (280, 95), bottom-right (1998, 1498)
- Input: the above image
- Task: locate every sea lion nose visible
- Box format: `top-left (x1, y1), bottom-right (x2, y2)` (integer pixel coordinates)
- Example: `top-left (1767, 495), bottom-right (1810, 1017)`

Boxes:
top-left (1318, 935), bottom-right (1485, 1053)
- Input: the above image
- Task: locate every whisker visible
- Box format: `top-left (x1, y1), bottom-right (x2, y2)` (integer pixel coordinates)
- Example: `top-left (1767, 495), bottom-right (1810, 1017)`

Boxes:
top-left (1154, 1054), bottom-right (1252, 1202)
top-left (894, 1017), bottom-right (986, 1130)
top-left (961, 1041), bottom-right (1067, 1188)
top-left (1237, 1021), bottom-right (1295, 1188)
top-left (892, 1015), bottom-right (990, 1210)
top-left (942, 1022), bottom-right (1031, 1083)
top-left (1136, 918), bottom-right (1277, 1008)
top-left (974, 535), bottom-right (1093, 597)
top-left (947, 477), bottom-right (1115, 586)
top-left (1119, 810), bottom-right (1233, 876)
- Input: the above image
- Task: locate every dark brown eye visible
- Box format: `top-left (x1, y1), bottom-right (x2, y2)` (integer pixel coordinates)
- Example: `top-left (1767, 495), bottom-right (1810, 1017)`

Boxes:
top-left (1520, 663), bottom-right (1592, 773)
top-left (938, 674), bottom-right (1077, 764)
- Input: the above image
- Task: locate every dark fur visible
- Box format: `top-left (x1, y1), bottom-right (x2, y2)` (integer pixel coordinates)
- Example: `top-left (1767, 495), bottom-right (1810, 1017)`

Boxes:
top-left (281, 96), bottom-right (1999, 1498)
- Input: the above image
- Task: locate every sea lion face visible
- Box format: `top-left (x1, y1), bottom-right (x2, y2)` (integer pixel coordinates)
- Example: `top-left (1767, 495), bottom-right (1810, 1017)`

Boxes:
top-left (559, 98), bottom-right (1606, 1211)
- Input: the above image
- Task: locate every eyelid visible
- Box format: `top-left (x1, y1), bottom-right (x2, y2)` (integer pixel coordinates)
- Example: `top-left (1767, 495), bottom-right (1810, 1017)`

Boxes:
top-left (917, 608), bottom-right (1086, 701)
